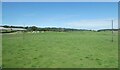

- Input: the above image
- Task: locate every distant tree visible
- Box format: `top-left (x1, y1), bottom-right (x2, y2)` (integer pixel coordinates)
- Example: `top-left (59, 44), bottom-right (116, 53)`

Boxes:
top-left (32, 26), bottom-right (38, 31)
top-left (25, 26), bottom-right (29, 29)
top-left (3, 25), bottom-right (10, 28)
top-left (26, 26), bottom-right (38, 31)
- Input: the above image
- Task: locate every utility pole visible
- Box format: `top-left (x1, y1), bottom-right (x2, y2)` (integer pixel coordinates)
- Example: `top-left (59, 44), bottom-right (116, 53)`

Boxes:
top-left (111, 20), bottom-right (113, 42)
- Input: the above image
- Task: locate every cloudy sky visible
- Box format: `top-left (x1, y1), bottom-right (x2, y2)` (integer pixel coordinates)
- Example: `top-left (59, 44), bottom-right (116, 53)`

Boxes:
top-left (2, 2), bottom-right (118, 30)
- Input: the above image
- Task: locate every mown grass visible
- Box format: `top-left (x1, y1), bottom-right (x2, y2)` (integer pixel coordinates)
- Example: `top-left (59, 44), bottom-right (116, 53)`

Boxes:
top-left (0, 33), bottom-right (2, 67)
top-left (2, 31), bottom-right (118, 68)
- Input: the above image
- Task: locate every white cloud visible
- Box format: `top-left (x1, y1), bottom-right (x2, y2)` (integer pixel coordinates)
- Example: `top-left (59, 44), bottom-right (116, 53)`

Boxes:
top-left (66, 19), bottom-right (118, 30)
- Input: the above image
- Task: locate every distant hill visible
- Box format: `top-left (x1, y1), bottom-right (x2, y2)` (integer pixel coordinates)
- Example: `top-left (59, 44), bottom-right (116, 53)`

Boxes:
top-left (97, 29), bottom-right (119, 32)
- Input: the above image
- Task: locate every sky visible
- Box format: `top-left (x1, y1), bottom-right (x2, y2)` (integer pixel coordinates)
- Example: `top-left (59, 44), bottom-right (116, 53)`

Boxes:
top-left (2, 0), bottom-right (120, 2)
top-left (2, 2), bottom-right (118, 30)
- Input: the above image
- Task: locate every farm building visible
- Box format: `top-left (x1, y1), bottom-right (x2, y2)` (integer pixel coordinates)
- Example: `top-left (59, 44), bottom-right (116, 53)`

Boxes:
top-left (0, 26), bottom-right (26, 33)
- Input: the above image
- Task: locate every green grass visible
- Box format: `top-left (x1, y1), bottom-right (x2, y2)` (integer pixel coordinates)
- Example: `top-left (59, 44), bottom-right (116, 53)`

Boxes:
top-left (0, 34), bottom-right (2, 67)
top-left (2, 31), bottom-right (118, 68)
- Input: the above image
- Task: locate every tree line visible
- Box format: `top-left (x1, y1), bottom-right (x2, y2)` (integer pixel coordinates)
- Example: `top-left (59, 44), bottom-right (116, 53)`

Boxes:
top-left (1, 25), bottom-right (120, 32)
top-left (1, 25), bottom-right (92, 32)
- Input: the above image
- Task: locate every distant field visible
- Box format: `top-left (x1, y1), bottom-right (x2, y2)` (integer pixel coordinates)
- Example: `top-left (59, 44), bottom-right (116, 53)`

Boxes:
top-left (2, 31), bottom-right (118, 68)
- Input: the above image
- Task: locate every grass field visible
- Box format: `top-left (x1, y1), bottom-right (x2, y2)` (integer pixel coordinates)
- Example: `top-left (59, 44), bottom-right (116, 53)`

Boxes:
top-left (0, 34), bottom-right (2, 67)
top-left (2, 31), bottom-right (118, 68)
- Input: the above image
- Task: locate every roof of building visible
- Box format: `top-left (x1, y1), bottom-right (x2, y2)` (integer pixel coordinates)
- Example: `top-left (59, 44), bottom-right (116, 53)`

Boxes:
top-left (0, 27), bottom-right (26, 31)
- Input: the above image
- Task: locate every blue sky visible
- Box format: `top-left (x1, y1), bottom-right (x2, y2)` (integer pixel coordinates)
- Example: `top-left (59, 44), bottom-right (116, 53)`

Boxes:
top-left (2, 0), bottom-right (120, 2)
top-left (2, 2), bottom-right (118, 30)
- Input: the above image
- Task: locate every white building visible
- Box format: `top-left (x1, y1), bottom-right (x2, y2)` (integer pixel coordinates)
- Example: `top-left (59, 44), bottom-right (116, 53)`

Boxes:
top-left (0, 27), bottom-right (26, 33)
